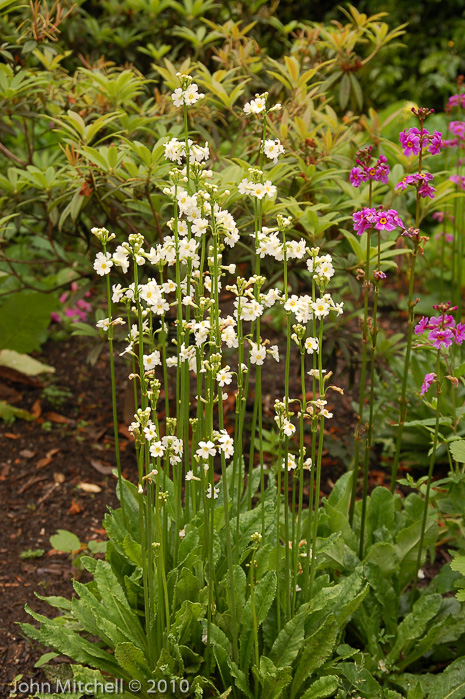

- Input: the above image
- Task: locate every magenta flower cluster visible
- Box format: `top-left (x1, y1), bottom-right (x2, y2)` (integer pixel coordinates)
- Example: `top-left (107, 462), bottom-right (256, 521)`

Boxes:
top-left (420, 372), bottom-right (436, 396)
top-left (353, 207), bottom-right (405, 236)
top-left (442, 121), bottom-right (465, 149)
top-left (446, 93), bottom-right (465, 112)
top-left (350, 154), bottom-right (389, 188)
top-left (51, 282), bottom-right (92, 324)
top-left (450, 174), bottom-right (465, 191)
top-left (395, 172), bottom-right (436, 199)
top-left (415, 313), bottom-right (465, 349)
top-left (399, 127), bottom-right (442, 157)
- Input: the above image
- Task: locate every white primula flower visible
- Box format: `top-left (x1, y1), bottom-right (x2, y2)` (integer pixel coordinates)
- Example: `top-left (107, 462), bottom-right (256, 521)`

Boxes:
top-left (243, 96), bottom-right (266, 114)
top-left (305, 337), bottom-right (319, 354)
top-left (238, 178), bottom-right (253, 195)
top-left (264, 180), bottom-right (277, 198)
top-left (216, 366), bottom-right (233, 387)
top-left (206, 484), bottom-right (219, 499)
top-left (93, 251), bottom-right (113, 276)
top-left (171, 87), bottom-right (184, 107)
top-left (320, 408), bottom-right (333, 419)
top-left (143, 351), bottom-right (161, 371)
top-left (312, 298), bottom-right (330, 319)
top-left (143, 423), bottom-right (157, 441)
top-left (221, 326), bottom-right (238, 348)
top-left (268, 345), bottom-right (280, 362)
top-left (251, 183), bottom-right (266, 200)
top-left (96, 317), bottom-right (110, 331)
top-left (113, 245), bottom-right (130, 273)
top-left (282, 453), bottom-right (297, 471)
top-left (283, 420), bottom-right (296, 436)
top-left (263, 138), bottom-right (285, 164)
top-left (149, 441), bottom-right (165, 458)
top-left (112, 284), bottom-right (124, 303)
top-left (196, 440), bottom-right (216, 459)
top-left (250, 342), bottom-right (267, 366)
top-left (284, 295), bottom-right (300, 313)
top-left (164, 137), bottom-right (185, 164)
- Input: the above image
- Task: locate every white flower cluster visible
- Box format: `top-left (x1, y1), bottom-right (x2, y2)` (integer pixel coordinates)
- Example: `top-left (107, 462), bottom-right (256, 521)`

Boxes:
top-left (243, 92), bottom-right (281, 116)
top-left (307, 253), bottom-right (335, 282)
top-left (263, 138), bottom-right (285, 164)
top-left (148, 435), bottom-right (184, 465)
top-left (195, 429), bottom-right (234, 461)
top-left (171, 78), bottom-right (204, 108)
top-left (164, 138), bottom-right (210, 165)
top-left (256, 229), bottom-right (306, 261)
top-left (238, 178), bottom-right (277, 200)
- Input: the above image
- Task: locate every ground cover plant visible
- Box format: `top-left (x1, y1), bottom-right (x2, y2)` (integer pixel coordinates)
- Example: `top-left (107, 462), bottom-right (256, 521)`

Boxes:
top-left (1, 2), bottom-right (465, 698)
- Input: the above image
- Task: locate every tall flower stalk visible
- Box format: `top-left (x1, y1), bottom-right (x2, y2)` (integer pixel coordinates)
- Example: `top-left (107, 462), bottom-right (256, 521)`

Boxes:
top-left (411, 302), bottom-right (465, 603)
top-left (391, 107), bottom-right (442, 491)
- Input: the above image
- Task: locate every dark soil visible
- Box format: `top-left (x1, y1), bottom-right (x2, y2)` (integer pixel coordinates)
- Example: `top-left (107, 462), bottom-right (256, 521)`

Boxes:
top-left (0, 338), bottom-right (132, 694)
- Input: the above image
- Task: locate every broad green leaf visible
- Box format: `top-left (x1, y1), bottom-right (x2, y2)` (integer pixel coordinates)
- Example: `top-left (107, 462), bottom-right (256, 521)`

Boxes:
top-left (301, 675), bottom-right (339, 699)
top-left (50, 529), bottom-right (81, 553)
top-left (427, 657), bottom-right (465, 699)
top-left (450, 440), bottom-right (465, 464)
top-left (0, 291), bottom-right (58, 352)
top-left (254, 656), bottom-right (292, 699)
top-left (269, 607), bottom-right (307, 667)
top-left (34, 651), bottom-right (59, 668)
top-left (290, 615), bottom-right (338, 699)
top-left (386, 593), bottom-right (442, 664)
top-left (240, 571), bottom-right (277, 670)
top-left (0, 401), bottom-right (35, 423)
top-left (114, 642), bottom-right (151, 680)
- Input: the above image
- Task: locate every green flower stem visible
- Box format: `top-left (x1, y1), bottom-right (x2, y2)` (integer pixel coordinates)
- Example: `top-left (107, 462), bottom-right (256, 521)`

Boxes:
top-left (276, 436), bottom-right (282, 634)
top-left (309, 319), bottom-right (325, 598)
top-left (349, 226), bottom-right (371, 524)
top-left (391, 128), bottom-right (425, 490)
top-left (390, 247), bottom-right (418, 493)
top-left (105, 269), bottom-right (126, 525)
top-left (360, 272), bottom-right (380, 559)
top-left (304, 277), bottom-right (317, 601)
top-left (294, 349), bottom-right (306, 613)
top-left (249, 548), bottom-right (260, 679)
top-left (411, 350), bottom-right (441, 606)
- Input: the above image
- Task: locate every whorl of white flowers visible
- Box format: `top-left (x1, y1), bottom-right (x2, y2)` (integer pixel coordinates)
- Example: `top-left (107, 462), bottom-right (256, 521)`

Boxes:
top-left (171, 73), bottom-right (205, 108)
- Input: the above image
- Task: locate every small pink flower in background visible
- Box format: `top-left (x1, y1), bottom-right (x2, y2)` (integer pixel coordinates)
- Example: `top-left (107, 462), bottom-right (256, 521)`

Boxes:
top-left (446, 94), bottom-right (465, 112)
top-left (373, 270), bottom-right (386, 281)
top-left (449, 121), bottom-right (465, 139)
top-left (420, 372), bottom-right (436, 396)
top-left (50, 283), bottom-right (93, 325)
top-left (434, 231), bottom-right (454, 242)
top-left (450, 175), bottom-right (465, 190)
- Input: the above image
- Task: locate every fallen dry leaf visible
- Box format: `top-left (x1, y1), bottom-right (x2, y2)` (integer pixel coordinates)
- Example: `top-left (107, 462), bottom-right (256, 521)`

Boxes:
top-left (19, 449), bottom-right (36, 460)
top-left (4, 433), bottom-right (19, 440)
top-left (68, 499), bottom-right (84, 515)
top-left (53, 472), bottom-right (65, 484)
top-left (90, 459), bottom-right (114, 475)
top-left (36, 457), bottom-right (53, 469)
top-left (44, 412), bottom-right (72, 424)
top-left (78, 482), bottom-right (101, 493)
top-left (31, 399), bottom-right (42, 419)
